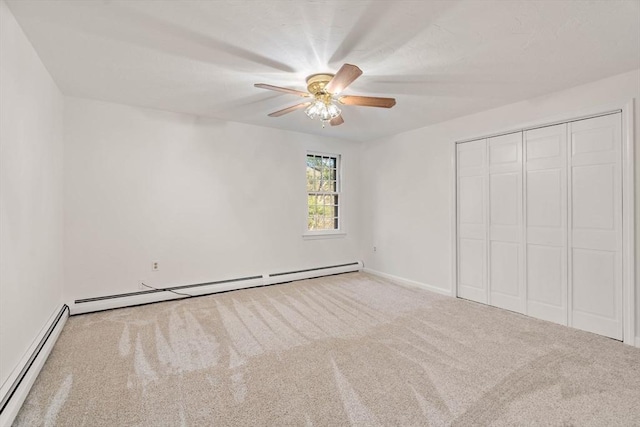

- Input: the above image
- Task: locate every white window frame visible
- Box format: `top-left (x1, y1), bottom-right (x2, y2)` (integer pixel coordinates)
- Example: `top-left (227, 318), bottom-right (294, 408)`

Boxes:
top-left (303, 151), bottom-right (345, 239)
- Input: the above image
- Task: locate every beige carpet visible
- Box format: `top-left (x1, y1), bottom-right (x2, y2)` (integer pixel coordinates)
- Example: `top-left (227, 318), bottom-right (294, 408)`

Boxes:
top-left (14, 272), bottom-right (640, 426)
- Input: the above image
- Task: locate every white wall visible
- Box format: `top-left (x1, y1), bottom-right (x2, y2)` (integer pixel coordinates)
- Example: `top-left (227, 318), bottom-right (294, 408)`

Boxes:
top-left (361, 69), bottom-right (640, 335)
top-left (63, 97), bottom-right (362, 301)
top-left (0, 1), bottom-right (64, 388)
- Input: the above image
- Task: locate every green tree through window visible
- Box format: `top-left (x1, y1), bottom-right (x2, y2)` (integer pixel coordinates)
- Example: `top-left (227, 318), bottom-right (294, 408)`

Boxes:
top-left (306, 154), bottom-right (340, 231)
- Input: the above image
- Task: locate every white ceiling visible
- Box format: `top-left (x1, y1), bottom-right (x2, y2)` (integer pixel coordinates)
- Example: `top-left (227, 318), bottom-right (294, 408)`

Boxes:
top-left (6, 0), bottom-right (640, 142)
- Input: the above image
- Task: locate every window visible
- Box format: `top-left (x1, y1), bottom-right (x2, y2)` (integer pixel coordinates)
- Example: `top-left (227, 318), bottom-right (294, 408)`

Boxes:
top-left (306, 153), bottom-right (340, 232)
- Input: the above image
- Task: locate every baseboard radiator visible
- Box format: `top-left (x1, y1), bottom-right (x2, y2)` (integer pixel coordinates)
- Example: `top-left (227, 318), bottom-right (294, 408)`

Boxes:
top-left (70, 261), bottom-right (363, 315)
top-left (0, 305), bottom-right (69, 427)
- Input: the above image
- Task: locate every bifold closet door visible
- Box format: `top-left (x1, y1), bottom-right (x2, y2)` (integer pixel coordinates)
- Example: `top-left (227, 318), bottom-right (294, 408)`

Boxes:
top-left (569, 114), bottom-right (622, 340)
top-left (487, 132), bottom-right (524, 313)
top-left (456, 139), bottom-right (487, 304)
top-left (524, 124), bottom-right (568, 325)
top-left (456, 113), bottom-right (623, 340)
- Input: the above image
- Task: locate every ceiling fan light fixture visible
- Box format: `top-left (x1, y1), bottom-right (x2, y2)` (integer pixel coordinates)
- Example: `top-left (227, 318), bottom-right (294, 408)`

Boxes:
top-left (326, 102), bottom-right (341, 118)
top-left (304, 99), bottom-right (341, 122)
top-left (304, 100), bottom-right (322, 119)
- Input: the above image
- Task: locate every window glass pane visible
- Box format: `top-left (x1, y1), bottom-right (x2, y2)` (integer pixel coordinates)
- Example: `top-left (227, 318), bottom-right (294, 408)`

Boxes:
top-left (319, 217), bottom-right (330, 230)
top-left (306, 171), bottom-right (315, 191)
top-left (313, 168), bottom-right (320, 191)
top-left (308, 157), bottom-right (318, 178)
top-left (324, 214), bottom-right (333, 225)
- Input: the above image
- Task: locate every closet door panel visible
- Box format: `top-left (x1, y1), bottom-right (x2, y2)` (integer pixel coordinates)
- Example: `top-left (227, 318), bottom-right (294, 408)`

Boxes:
top-left (490, 241), bottom-right (520, 296)
top-left (572, 164), bottom-right (615, 230)
top-left (527, 244), bottom-right (564, 307)
top-left (490, 173), bottom-right (519, 227)
top-left (457, 139), bottom-right (487, 304)
top-left (488, 132), bottom-right (524, 313)
top-left (527, 169), bottom-right (562, 231)
top-left (572, 249), bottom-right (616, 319)
top-left (569, 114), bottom-right (622, 340)
top-left (459, 238), bottom-right (485, 300)
top-left (458, 175), bottom-right (485, 240)
top-left (524, 124), bottom-right (567, 325)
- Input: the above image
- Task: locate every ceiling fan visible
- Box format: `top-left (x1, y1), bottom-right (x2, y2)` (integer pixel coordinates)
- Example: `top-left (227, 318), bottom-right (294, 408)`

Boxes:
top-left (254, 64), bottom-right (396, 127)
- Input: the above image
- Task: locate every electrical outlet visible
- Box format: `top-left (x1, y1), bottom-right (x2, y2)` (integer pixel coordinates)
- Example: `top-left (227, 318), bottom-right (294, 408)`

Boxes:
top-left (373, 246), bottom-right (377, 252)
top-left (152, 261), bottom-right (159, 271)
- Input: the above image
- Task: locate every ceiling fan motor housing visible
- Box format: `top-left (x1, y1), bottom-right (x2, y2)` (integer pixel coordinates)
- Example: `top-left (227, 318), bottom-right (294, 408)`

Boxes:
top-left (305, 73), bottom-right (335, 96)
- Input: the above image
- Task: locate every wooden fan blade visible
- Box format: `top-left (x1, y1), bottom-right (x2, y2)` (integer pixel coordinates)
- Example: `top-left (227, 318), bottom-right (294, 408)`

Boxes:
top-left (330, 115), bottom-right (344, 126)
top-left (338, 95), bottom-right (396, 108)
top-left (254, 83), bottom-right (311, 98)
top-left (268, 102), bottom-right (311, 117)
top-left (325, 64), bottom-right (362, 94)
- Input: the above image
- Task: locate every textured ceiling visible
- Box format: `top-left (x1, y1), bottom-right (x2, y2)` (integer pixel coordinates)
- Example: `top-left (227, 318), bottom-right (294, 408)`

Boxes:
top-left (6, 0), bottom-right (640, 142)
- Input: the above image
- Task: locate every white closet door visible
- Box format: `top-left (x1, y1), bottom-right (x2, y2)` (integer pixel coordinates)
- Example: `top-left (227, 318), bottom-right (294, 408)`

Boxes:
top-left (569, 113), bottom-right (622, 340)
top-left (457, 139), bottom-right (487, 304)
top-left (524, 124), bottom-right (568, 325)
top-left (488, 132), bottom-right (524, 313)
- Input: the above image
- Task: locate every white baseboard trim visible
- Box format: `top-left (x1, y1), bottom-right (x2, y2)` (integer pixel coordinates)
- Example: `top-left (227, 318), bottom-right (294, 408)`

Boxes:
top-left (363, 268), bottom-right (452, 297)
top-left (0, 304), bottom-right (69, 427)
top-left (69, 278), bottom-right (264, 314)
top-left (70, 262), bottom-right (364, 315)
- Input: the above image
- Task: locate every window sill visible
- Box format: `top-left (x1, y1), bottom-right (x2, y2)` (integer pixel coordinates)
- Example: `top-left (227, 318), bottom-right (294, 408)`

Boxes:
top-left (302, 231), bottom-right (347, 240)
